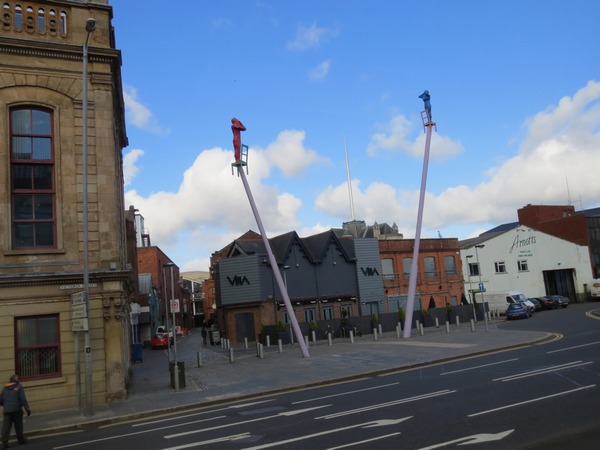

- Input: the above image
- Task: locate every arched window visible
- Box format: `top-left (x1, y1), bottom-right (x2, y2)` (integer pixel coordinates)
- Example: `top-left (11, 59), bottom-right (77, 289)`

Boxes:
top-left (2, 3), bottom-right (11, 30)
top-left (59, 10), bottom-right (66, 35)
top-left (25, 5), bottom-right (34, 33)
top-left (10, 107), bottom-right (56, 249)
top-left (48, 9), bottom-right (56, 35)
top-left (15, 4), bottom-right (22, 29)
top-left (37, 8), bottom-right (44, 32)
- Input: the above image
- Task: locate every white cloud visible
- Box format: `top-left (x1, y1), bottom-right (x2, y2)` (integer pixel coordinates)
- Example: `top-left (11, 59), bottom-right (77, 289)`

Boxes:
top-left (123, 148), bottom-right (143, 186)
top-left (124, 129), bottom-right (328, 265)
top-left (319, 81), bottom-right (600, 238)
top-left (263, 130), bottom-right (329, 176)
top-left (287, 23), bottom-right (340, 51)
top-left (309, 60), bottom-right (331, 82)
top-left (123, 85), bottom-right (169, 134)
top-left (367, 114), bottom-right (464, 160)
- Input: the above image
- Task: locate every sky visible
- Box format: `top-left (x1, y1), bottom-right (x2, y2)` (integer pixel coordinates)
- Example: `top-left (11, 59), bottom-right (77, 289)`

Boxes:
top-left (111, 0), bottom-right (600, 272)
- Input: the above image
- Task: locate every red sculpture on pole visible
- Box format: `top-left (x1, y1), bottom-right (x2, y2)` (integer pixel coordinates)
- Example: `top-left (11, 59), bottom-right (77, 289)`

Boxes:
top-left (231, 117), bottom-right (246, 162)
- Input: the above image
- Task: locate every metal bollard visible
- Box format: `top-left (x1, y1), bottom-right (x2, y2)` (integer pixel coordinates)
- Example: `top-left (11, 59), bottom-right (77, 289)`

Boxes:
top-left (378, 324), bottom-right (383, 335)
top-left (396, 325), bottom-right (400, 339)
top-left (266, 335), bottom-right (271, 347)
top-left (445, 321), bottom-right (450, 333)
top-left (312, 330), bottom-right (316, 343)
top-left (304, 336), bottom-right (309, 348)
top-left (470, 319), bottom-right (475, 332)
top-left (278, 339), bottom-right (283, 353)
top-left (258, 343), bottom-right (264, 359)
top-left (435, 317), bottom-right (439, 328)
top-left (419, 323), bottom-right (424, 336)
top-left (197, 351), bottom-right (202, 367)
top-left (373, 328), bottom-right (378, 341)
top-left (229, 347), bottom-right (234, 363)
top-left (455, 316), bottom-right (460, 327)
top-left (244, 337), bottom-right (248, 350)
top-left (327, 332), bottom-right (333, 347)
top-left (350, 330), bottom-right (355, 344)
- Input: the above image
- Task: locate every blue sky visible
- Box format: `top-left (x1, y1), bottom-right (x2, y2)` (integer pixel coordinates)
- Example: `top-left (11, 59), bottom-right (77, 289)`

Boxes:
top-left (111, 1), bottom-right (600, 272)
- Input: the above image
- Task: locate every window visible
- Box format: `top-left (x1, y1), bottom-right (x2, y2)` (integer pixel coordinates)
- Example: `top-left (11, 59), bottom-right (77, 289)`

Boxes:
top-left (15, 4), bottom-right (21, 29)
top-left (15, 315), bottom-right (61, 380)
top-left (59, 10), bottom-right (67, 34)
top-left (469, 262), bottom-right (480, 277)
top-left (495, 261), bottom-right (507, 273)
top-left (10, 107), bottom-right (56, 248)
top-left (402, 257), bottom-right (413, 278)
top-left (322, 306), bottom-right (333, 320)
top-left (444, 255), bottom-right (456, 276)
top-left (37, 8), bottom-right (44, 32)
top-left (424, 257), bottom-right (437, 278)
top-left (381, 258), bottom-right (394, 280)
top-left (517, 260), bottom-right (528, 272)
top-left (303, 308), bottom-right (316, 323)
top-left (340, 304), bottom-right (352, 319)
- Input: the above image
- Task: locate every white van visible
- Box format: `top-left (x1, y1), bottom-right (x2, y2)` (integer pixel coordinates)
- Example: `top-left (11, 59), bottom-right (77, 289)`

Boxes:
top-left (591, 279), bottom-right (600, 300)
top-left (475, 290), bottom-right (533, 315)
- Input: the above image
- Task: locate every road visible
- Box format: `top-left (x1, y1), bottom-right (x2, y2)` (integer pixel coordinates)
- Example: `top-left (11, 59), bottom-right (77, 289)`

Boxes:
top-left (25, 303), bottom-right (600, 449)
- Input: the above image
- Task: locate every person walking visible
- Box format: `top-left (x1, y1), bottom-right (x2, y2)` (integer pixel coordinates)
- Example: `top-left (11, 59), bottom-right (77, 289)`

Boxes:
top-left (1, 374), bottom-right (30, 448)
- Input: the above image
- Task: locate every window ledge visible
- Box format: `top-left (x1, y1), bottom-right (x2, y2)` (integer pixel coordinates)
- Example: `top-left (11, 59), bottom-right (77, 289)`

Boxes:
top-left (23, 376), bottom-right (67, 388)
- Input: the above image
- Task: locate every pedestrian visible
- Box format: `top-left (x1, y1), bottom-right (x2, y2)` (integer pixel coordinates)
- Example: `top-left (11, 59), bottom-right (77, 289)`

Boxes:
top-left (1, 374), bottom-right (31, 448)
top-left (201, 325), bottom-right (208, 346)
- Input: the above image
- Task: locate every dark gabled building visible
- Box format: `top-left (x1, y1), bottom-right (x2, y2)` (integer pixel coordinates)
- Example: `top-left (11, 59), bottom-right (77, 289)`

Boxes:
top-left (211, 229), bottom-right (384, 343)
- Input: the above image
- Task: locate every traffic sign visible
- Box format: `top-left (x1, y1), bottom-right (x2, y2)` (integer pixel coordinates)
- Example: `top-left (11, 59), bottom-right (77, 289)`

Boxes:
top-left (479, 282), bottom-right (485, 291)
top-left (171, 299), bottom-right (180, 313)
top-left (71, 303), bottom-right (87, 319)
top-left (72, 317), bottom-right (89, 332)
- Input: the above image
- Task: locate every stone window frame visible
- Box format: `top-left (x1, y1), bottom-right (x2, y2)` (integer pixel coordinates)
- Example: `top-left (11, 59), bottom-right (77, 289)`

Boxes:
top-left (9, 106), bottom-right (57, 250)
top-left (15, 314), bottom-right (62, 381)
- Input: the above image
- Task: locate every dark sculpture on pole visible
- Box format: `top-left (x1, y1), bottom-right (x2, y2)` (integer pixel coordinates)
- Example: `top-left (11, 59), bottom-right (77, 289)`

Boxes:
top-left (419, 90), bottom-right (431, 121)
top-left (231, 117), bottom-right (246, 162)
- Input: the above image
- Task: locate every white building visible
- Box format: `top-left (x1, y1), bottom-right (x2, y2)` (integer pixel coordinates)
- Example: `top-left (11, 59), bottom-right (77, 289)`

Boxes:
top-left (461, 225), bottom-right (593, 302)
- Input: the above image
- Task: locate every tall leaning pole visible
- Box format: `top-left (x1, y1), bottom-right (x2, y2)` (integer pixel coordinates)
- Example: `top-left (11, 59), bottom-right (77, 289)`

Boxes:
top-left (230, 118), bottom-right (310, 358)
top-left (403, 91), bottom-right (437, 338)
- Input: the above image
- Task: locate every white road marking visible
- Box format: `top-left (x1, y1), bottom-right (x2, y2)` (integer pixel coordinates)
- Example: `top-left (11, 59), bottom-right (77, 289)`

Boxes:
top-left (326, 432), bottom-right (401, 449)
top-left (52, 416), bottom-right (226, 449)
top-left (292, 382), bottom-right (399, 404)
top-left (468, 385), bottom-right (596, 417)
top-left (418, 429), bottom-right (514, 449)
top-left (164, 405), bottom-right (330, 439)
top-left (163, 432), bottom-right (251, 450)
top-left (241, 418), bottom-right (412, 450)
top-left (440, 358), bottom-right (519, 375)
top-left (547, 340), bottom-right (600, 353)
top-left (493, 360), bottom-right (592, 381)
top-left (316, 390), bottom-right (455, 420)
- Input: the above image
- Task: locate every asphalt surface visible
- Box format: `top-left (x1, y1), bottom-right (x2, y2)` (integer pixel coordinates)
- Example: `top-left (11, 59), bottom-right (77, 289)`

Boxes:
top-left (22, 315), bottom-right (557, 439)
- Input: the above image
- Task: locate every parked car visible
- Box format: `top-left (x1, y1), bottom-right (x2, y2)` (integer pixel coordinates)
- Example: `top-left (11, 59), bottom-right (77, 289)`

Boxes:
top-left (533, 296), bottom-right (556, 310)
top-left (151, 332), bottom-right (169, 349)
top-left (545, 294), bottom-right (570, 308)
top-left (528, 297), bottom-right (542, 311)
top-left (506, 302), bottom-right (531, 320)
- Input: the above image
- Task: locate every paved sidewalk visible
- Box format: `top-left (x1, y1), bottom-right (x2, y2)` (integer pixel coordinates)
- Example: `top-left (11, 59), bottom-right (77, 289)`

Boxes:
top-left (24, 317), bottom-right (554, 437)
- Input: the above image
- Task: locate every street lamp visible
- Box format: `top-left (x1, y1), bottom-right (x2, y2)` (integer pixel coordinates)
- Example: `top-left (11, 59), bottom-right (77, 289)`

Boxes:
top-left (163, 262), bottom-right (179, 391)
top-left (466, 255), bottom-right (476, 322)
top-left (162, 263), bottom-right (173, 363)
top-left (474, 244), bottom-right (489, 331)
top-left (82, 17), bottom-right (96, 418)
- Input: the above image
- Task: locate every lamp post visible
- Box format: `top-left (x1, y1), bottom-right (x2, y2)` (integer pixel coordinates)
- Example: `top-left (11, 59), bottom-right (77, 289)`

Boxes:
top-left (162, 264), bottom-right (173, 363)
top-left (466, 254), bottom-right (476, 322)
top-left (163, 262), bottom-right (179, 391)
top-left (82, 17), bottom-right (96, 418)
top-left (474, 244), bottom-right (488, 331)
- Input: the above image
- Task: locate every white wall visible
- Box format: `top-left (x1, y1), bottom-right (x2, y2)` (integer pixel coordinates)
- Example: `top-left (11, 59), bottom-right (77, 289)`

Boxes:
top-left (461, 226), bottom-right (593, 298)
